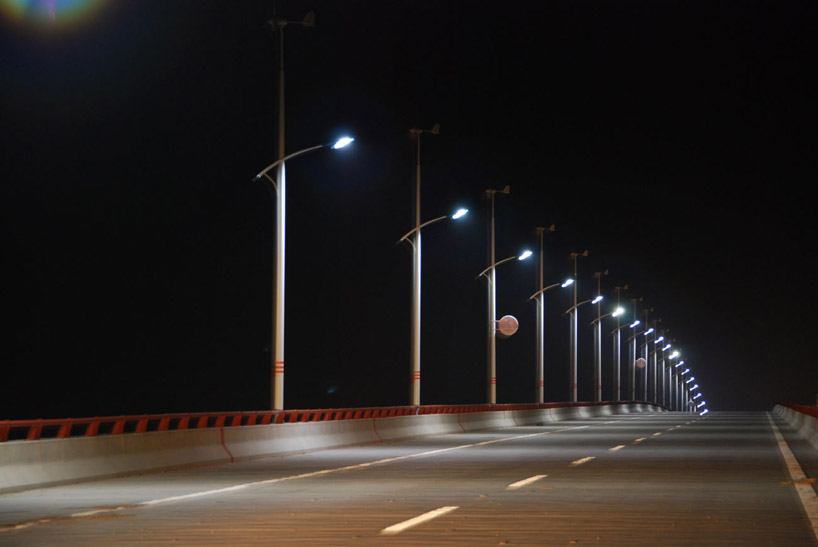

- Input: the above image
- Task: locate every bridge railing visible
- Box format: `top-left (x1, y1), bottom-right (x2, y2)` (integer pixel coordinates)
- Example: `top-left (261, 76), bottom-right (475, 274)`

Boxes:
top-left (0, 401), bottom-right (623, 443)
top-left (779, 402), bottom-right (818, 419)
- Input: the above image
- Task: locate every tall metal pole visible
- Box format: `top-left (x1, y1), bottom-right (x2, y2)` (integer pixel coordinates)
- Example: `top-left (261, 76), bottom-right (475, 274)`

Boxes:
top-left (656, 348), bottom-right (667, 408)
top-left (269, 11), bottom-right (313, 410)
top-left (484, 186), bottom-right (510, 404)
top-left (650, 321), bottom-right (658, 405)
top-left (536, 228), bottom-right (545, 403)
top-left (641, 309), bottom-right (650, 401)
top-left (410, 132), bottom-right (422, 406)
top-left (568, 252), bottom-right (585, 403)
top-left (612, 286), bottom-right (626, 402)
top-left (407, 124), bottom-right (439, 406)
top-left (487, 192), bottom-right (497, 404)
top-left (271, 22), bottom-right (287, 411)
top-left (593, 272), bottom-right (605, 403)
top-left (629, 299), bottom-right (639, 401)
top-left (612, 327), bottom-right (621, 401)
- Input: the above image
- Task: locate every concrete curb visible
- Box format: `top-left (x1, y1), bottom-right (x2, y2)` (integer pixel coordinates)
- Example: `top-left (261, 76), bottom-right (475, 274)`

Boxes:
top-left (0, 403), bottom-right (663, 494)
top-left (773, 404), bottom-right (818, 452)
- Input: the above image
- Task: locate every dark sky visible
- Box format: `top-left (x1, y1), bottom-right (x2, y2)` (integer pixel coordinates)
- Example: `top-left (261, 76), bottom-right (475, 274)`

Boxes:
top-left (2, 0), bottom-right (816, 419)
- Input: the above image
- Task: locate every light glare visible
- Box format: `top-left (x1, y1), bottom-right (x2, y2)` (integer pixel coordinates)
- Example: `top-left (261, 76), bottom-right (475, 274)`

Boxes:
top-left (561, 279), bottom-right (574, 288)
top-left (518, 250), bottom-right (533, 261)
top-left (452, 208), bottom-right (468, 220)
top-left (331, 136), bottom-right (355, 149)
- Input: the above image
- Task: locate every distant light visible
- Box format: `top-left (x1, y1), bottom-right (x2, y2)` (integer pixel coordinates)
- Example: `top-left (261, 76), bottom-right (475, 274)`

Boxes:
top-left (331, 136), bottom-right (355, 149)
top-left (629, 320), bottom-right (641, 329)
top-left (677, 360), bottom-right (685, 366)
top-left (691, 384), bottom-right (699, 390)
top-left (661, 344), bottom-right (671, 351)
top-left (697, 401), bottom-right (706, 408)
top-left (669, 351), bottom-right (680, 359)
top-left (643, 327), bottom-right (654, 335)
top-left (654, 336), bottom-right (665, 344)
top-left (681, 368), bottom-right (690, 375)
top-left (561, 279), bottom-right (574, 288)
top-left (452, 208), bottom-right (468, 220)
top-left (0, 0), bottom-right (107, 27)
top-left (591, 295), bottom-right (604, 304)
top-left (612, 307), bottom-right (625, 317)
top-left (685, 377), bottom-right (694, 384)
top-left (693, 393), bottom-right (702, 399)
top-left (518, 250), bottom-right (533, 261)
top-left (699, 409), bottom-right (709, 416)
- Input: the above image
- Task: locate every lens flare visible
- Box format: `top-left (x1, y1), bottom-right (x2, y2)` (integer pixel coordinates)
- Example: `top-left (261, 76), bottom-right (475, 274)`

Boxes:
top-left (1, 0), bottom-right (107, 28)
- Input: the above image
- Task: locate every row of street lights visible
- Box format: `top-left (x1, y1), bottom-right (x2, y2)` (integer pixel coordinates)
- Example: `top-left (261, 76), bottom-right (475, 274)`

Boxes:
top-left (253, 127), bottom-right (708, 414)
top-left (257, 9), bottom-right (707, 412)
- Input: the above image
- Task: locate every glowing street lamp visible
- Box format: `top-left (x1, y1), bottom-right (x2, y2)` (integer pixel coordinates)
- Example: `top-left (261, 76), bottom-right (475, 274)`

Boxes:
top-left (565, 293), bottom-right (603, 403)
top-left (589, 305), bottom-right (624, 403)
top-left (255, 136), bottom-right (354, 411)
top-left (565, 251), bottom-right (589, 403)
top-left (399, 202), bottom-right (468, 406)
top-left (479, 184), bottom-right (531, 404)
top-left (402, 124), bottom-right (441, 405)
top-left (529, 275), bottom-right (573, 403)
top-left (478, 249), bottom-right (532, 404)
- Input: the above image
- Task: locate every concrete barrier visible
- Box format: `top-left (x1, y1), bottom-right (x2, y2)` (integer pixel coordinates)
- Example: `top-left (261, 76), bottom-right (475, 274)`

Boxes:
top-left (0, 403), bottom-right (663, 494)
top-left (773, 404), bottom-right (818, 451)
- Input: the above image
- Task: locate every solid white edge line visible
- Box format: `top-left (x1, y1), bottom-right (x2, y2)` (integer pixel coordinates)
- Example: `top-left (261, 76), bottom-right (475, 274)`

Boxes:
top-left (767, 413), bottom-right (818, 541)
top-left (380, 506), bottom-right (459, 535)
top-left (507, 474), bottom-right (548, 490)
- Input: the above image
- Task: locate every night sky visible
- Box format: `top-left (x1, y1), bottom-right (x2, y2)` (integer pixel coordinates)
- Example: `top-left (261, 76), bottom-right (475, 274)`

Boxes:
top-left (2, 0), bottom-right (816, 420)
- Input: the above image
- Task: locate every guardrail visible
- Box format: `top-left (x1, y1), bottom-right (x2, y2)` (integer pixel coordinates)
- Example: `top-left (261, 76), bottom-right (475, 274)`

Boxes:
top-left (779, 403), bottom-right (818, 419)
top-left (0, 401), bottom-right (625, 443)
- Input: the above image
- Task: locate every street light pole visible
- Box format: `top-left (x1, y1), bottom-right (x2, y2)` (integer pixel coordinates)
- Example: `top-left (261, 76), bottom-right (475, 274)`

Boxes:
top-left (568, 251), bottom-right (588, 403)
top-left (407, 124), bottom-right (439, 406)
top-left (529, 277), bottom-right (573, 403)
top-left (640, 308), bottom-right (653, 402)
top-left (484, 186), bottom-right (510, 404)
top-left (267, 10), bottom-right (314, 411)
top-left (648, 320), bottom-right (659, 404)
top-left (590, 305), bottom-right (624, 403)
top-left (533, 225), bottom-right (555, 402)
top-left (627, 298), bottom-right (642, 401)
top-left (593, 271), bottom-right (608, 403)
top-left (254, 137), bottom-right (353, 411)
top-left (611, 285), bottom-right (627, 401)
top-left (565, 293), bottom-right (601, 403)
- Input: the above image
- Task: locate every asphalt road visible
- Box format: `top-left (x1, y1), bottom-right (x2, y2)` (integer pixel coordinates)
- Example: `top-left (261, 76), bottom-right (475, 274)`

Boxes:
top-left (1, 411), bottom-right (816, 545)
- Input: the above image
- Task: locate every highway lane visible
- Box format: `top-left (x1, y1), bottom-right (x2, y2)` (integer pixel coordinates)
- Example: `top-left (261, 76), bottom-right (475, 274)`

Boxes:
top-left (1, 412), bottom-right (816, 545)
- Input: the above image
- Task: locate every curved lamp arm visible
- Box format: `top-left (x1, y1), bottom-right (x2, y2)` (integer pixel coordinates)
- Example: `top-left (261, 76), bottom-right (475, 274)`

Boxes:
top-left (528, 282), bottom-right (563, 301)
top-left (475, 255), bottom-right (518, 280)
top-left (253, 143), bottom-right (325, 184)
top-left (564, 297), bottom-right (598, 315)
top-left (398, 215), bottom-right (449, 245)
top-left (253, 137), bottom-right (354, 191)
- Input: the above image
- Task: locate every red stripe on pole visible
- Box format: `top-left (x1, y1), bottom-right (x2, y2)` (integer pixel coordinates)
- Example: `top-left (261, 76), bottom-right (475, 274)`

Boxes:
top-left (491, 377), bottom-right (497, 385)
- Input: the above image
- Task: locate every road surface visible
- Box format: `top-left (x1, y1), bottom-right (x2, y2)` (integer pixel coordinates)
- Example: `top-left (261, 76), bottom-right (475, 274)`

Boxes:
top-left (1, 411), bottom-right (816, 545)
